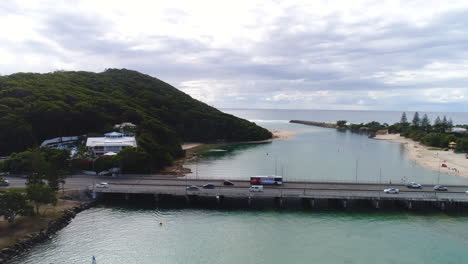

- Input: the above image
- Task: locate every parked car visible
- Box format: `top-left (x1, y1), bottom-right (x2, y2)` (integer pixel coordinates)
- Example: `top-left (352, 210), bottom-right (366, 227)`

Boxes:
top-left (406, 182), bottom-right (422, 189)
top-left (0, 179), bottom-right (10, 187)
top-left (95, 182), bottom-right (109, 188)
top-left (249, 185), bottom-right (264, 192)
top-left (223, 181), bottom-right (234, 186)
top-left (384, 188), bottom-right (399, 194)
top-left (433, 185), bottom-right (448, 191)
top-left (203, 184), bottom-right (215, 189)
top-left (186, 185), bottom-right (199, 191)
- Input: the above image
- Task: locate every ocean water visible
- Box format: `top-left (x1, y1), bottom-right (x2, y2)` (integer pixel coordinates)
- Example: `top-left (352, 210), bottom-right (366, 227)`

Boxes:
top-left (222, 108), bottom-right (468, 125)
top-left (184, 109), bottom-right (468, 185)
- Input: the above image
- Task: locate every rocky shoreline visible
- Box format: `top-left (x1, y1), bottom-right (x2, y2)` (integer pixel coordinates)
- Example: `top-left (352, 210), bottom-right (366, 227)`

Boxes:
top-left (0, 202), bottom-right (96, 263)
top-left (290, 120), bottom-right (337, 128)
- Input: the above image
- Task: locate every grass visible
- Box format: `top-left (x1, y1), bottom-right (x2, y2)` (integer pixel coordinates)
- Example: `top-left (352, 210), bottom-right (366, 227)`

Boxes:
top-left (0, 199), bottom-right (82, 249)
top-left (428, 147), bottom-right (442, 151)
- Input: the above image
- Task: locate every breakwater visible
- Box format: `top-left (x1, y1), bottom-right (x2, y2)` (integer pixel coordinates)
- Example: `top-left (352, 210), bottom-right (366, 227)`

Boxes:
top-left (290, 120), bottom-right (337, 128)
top-left (1, 202), bottom-right (95, 263)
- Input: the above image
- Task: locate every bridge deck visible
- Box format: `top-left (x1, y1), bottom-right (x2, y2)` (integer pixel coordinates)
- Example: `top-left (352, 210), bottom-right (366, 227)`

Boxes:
top-left (92, 179), bottom-right (468, 203)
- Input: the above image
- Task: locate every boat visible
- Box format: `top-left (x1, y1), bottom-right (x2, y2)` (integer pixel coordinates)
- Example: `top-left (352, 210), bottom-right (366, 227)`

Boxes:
top-left (92, 256), bottom-right (97, 264)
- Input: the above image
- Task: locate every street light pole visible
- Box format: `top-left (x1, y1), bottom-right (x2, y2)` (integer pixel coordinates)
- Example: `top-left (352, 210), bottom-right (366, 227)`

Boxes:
top-left (355, 159), bottom-right (358, 183)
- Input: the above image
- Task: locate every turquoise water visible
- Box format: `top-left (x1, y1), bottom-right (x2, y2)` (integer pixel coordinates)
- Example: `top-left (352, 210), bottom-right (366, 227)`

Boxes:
top-left (186, 120), bottom-right (468, 185)
top-left (11, 109), bottom-right (468, 263)
top-left (11, 207), bottom-right (468, 264)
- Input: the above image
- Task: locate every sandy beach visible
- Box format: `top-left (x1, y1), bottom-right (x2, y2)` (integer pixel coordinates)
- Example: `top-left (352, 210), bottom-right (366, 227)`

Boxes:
top-left (181, 130), bottom-right (299, 150)
top-left (375, 133), bottom-right (468, 178)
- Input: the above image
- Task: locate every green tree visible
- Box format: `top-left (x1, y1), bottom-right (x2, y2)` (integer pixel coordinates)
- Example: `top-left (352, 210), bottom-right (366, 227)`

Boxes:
top-left (336, 120), bottom-right (347, 128)
top-left (412, 112), bottom-right (421, 127)
top-left (421, 114), bottom-right (431, 130)
top-left (400, 112), bottom-right (409, 126)
top-left (421, 133), bottom-right (443, 147)
top-left (26, 184), bottom-right (57, 216)
top-left (455, 138), bottom-right (468, 152)
top-left (447, 118), bottom-right (454, 130)
top-left (0, 191), bottom-right (30, 223)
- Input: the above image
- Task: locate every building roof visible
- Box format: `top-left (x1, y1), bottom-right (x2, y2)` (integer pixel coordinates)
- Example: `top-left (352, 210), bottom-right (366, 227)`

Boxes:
top-left (104, 132), bottom-right (124, 137)
top-left (86, 136), bottom-right (137, 147)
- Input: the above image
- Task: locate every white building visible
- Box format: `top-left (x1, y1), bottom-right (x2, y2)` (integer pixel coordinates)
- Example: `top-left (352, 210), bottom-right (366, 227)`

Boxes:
top-left (86, 132), bottom-right (137, 157)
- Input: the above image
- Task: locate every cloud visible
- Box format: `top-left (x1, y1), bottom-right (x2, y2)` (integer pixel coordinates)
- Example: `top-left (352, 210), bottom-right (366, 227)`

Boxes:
top-left (2, 0), bottom-right (468, 111)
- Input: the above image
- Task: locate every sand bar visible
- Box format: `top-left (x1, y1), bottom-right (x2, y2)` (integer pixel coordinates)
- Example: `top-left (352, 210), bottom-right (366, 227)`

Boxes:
top-left (375, 133), bottom-right (468, 178)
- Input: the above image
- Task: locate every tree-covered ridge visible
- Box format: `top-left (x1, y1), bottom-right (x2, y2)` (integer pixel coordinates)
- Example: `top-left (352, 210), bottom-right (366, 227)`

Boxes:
top-left (0, 69), bottom-right (272, 169)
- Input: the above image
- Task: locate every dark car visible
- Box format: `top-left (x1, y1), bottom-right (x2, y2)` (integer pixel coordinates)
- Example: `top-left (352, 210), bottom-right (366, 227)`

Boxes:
top-left (203, 184), bottom-right (215, 189)
top-left (0, 179), bottom-right (10, 187)
top-left (186, 185), bottom-right (199, 191)
top-left (434, 185), bottom-right (448, 191)
top-left (223, 181), bottom-right (234, 186)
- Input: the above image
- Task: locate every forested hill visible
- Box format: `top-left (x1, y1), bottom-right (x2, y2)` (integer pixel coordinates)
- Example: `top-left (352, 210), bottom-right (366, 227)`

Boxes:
top-left (0, 69), bottom-right (272, 164)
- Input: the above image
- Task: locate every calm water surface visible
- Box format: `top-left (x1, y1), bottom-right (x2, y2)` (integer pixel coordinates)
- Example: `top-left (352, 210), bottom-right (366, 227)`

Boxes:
top-left (12, 109), bottom-right (468, 263)
top-left (185, 109), bottom-right (468, 184)
top-left (11, 207), bottom-right (468, 264)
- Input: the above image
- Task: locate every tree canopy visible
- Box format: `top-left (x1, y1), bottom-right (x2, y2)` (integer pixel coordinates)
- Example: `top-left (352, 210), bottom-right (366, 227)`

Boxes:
top-left (0, 69), bottom-right (272, 171)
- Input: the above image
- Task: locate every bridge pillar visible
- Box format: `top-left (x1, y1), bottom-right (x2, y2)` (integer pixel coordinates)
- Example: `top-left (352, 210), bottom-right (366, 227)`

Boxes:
top-left (153, 194), bottom-right (160, 203)
top-left (125, 193), bottom-right (130, 201)
top-left (440, 202), bottom-right (446, 211)
top-left (407, 201), bottom-right (412, 210)
top-left (247, 196), bottom-right (252, 207)
top-left (216, 195), bottom-right (224, 205)
top-left (372, 200), bottom-right (380, 209)
top-left (342, 199), bottom-right (348, 209)
top-left (185, 195), bottom-right (191, 205)
top-left (275, 197), bottom-right (284, 208)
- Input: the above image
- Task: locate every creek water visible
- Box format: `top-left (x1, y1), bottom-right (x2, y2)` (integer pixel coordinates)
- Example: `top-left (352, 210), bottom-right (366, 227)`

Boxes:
top-left (11, 109), bottom-right (468, 264)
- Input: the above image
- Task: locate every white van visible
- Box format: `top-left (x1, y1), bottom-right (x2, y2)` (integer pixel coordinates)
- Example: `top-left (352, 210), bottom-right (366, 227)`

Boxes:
top-left (249, 185), bottom-right (264, 192)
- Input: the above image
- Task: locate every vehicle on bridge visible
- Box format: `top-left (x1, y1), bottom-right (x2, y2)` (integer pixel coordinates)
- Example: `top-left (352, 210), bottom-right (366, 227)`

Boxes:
top-left (434, 185), bottom-right (448, 191)
top-left (223, 181), bottom-right (234, 186)
top-left (249, 185), bottom-right (263, 192)
top-left (186, 186), bottom-right (199, 191)
top-left (95, 182), bottom-right (109, 188)
top-left (250, 175), bottom-right (283, 185)
top-left (406, 182), bottom-right (422, 189)
top-left (384, 188), bottom-right (399, 194)
top-left (203, 184), bottom-right (215, 189)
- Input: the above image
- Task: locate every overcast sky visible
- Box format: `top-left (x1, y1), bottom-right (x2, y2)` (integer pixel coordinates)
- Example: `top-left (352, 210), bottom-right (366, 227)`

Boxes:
top-left (2, 0), bottom-right (468, 111)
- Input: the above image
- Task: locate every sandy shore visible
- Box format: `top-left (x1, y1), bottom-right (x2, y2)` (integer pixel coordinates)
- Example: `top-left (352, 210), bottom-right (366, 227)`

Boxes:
top-left (181, 143), bottom-right (204, 150)
top-left (375, 133), bottom-right (468, 178)
top-left (181, 130), bottom-right (298, 149)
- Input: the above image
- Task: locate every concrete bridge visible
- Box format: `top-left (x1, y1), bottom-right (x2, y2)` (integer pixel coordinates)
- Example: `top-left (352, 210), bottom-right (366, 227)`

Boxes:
top-left (91, 178), bottom-right (468, 210)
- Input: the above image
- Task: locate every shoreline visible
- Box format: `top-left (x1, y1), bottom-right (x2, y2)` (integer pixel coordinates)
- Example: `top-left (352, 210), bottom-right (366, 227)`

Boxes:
top-left (167, 130), bottom-right (298, 176)
top-left (374, 133), bottom-right (468, 178)
top-left (181, 130), bottom-right (298, 150)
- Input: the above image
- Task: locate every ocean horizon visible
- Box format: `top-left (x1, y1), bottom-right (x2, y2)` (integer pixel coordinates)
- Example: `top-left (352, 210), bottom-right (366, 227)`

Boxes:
top-left (222, 108), bottom-right (468, 125)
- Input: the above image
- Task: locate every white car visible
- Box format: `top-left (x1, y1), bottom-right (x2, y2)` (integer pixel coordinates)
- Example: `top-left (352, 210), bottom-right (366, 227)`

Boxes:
top-left (249, 185), bottom-right (264, 192)
top-left (95, 182), bottom-right (109, 188)
top-left (406, 182), bottom-right (422, 189)
top-left (384, 188), bottom-right (399, 194)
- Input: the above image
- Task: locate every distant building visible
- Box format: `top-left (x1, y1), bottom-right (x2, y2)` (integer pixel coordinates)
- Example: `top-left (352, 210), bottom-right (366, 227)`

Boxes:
top-left (114, 122), bottom-right (137, 136)
top-left (41, 136), bottom-right (82, 156)
top-left (451, 127), bottom-right (467, 133)
top-left (86, 132), bottom-right (137, 157)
